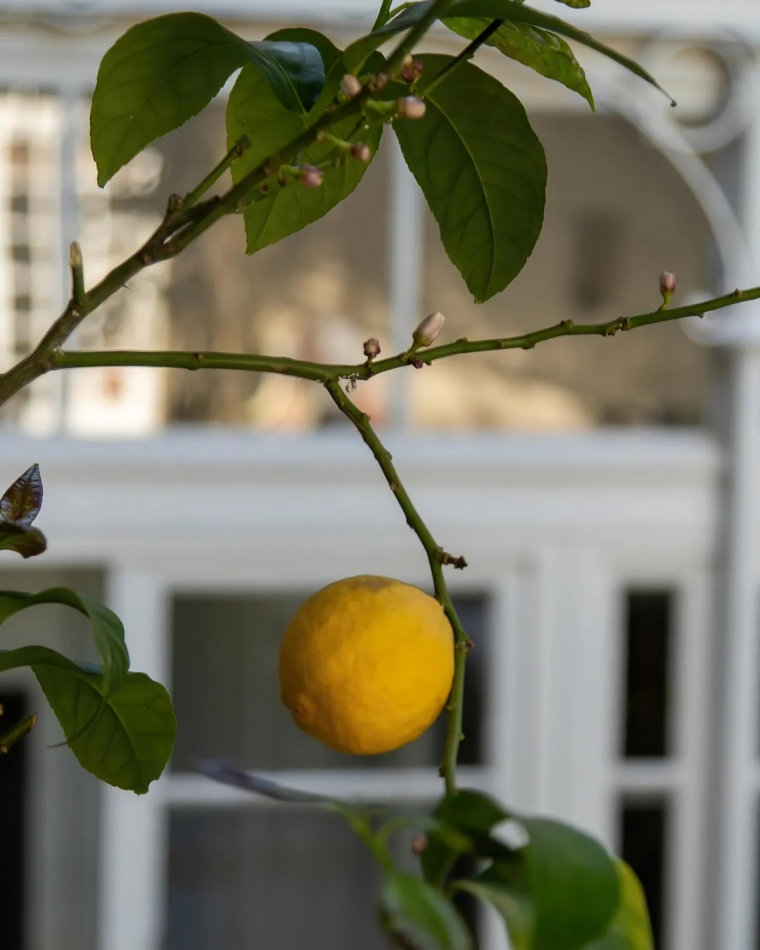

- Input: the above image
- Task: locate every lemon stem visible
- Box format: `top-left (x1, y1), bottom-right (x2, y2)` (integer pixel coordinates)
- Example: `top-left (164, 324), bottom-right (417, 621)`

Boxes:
top-left (325, 379), bottom-right (470, 795)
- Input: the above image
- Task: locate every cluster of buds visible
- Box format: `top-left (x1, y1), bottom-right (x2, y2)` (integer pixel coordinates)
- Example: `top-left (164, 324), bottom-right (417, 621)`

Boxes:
top-left (413, 311), bottom-right (446, 347)
top-left (400, 54), bottom-right (424, 84)
top-left (396, 96), bottom-right (426, 120)
top-left (659, 271), bottom-right (677, 309)
top-left (363, 337), bottom-right (381, 360)
top-left (368, 72), bottom-right (390, 93)
top-left (340, 73), bottom-right (363, 99)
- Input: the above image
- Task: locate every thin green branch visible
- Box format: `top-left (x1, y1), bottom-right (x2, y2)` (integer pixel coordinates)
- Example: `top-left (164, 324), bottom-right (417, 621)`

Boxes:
top-left (420, 18), bottom-right (505, 97)
top-left (69, 242), bottom-right (85, 308)
top-left (183, 134), bottom-right (252, 210)
top-left (373, 0), bottom-right (395, 31)
top-left (324, 379), bottom-right (471, 796)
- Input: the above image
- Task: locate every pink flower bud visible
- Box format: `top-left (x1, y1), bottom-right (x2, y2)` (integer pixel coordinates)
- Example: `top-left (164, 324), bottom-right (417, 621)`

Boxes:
top-left (660, 272), bottom-right (677, 294)
top-left (340, 74), bottom-right (363, 98)
top-left (412, 358), bottom-right (424, 369)
top-left (401, 55), bottom-right (424, 84)
top-left (351, 142), bottom-right (372, 163)
top-left (396, 96), bottom-right (426, 120)
top-left (363, 337), bottom-right (381, 359)
top-left (300, 165), bottom-right (323, 188)
top-left (411, 834), bottom-right (428, 856)
top-left (413, 311), bottom-right (445, 347)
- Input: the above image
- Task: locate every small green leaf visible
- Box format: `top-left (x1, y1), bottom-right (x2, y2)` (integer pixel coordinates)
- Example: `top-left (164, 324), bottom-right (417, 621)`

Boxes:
top-left (456, 863), bottom-right (533, 950)
top-left (0, 646), bottom-right (175, 793)
top-left (450, 1), bottom-right (673, 103)
top-left (436, 788), bottom-right (509, 834)
top-left (0, 523), bottom-right (47, 559)
top-left (0, 463), bottom-right (42, 526)
top-left (443, 17), bottom-right (594, 108)
top-left (266, 27), bottom-right (343, 73)
top-left (380, 873), bottom-right (472, 950)
top-left (395, 55), bottom-right (546, 301)
top-left (0, 587), bottom-right (129, 697)
top-left (0, 712), bottom-right (37, 754)
top-left (553, 0), bottom-right (591, 7)
top-left (91, 13), bottom-right (325, 185)
top-left (227, 64), bottom-right (382, 253)
top-left (584, 861), bottom-right (654, 950)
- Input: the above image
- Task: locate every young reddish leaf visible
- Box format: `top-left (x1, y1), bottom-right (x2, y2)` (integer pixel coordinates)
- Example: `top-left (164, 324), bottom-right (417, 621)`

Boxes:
top-left (0, 463), bottom-right (42, 526)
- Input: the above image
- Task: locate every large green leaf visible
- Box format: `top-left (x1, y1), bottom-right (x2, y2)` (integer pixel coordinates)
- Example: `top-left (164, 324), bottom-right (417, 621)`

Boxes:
top-left (584, 862), bottom-right (654, 950)
top-left (380, 873), bottom-right (472, 950)
top-left (443, 17), bottom-right (593, 108)
top-left (227, 63), bottom-right (383, 253)
top-left (457, 864), bottom-right (533, 950)
top-left (0, 646), bottom-right (175, 793)
top-left (450, 1), bottom-right (672, 102)
top-left (345, 1), bottom-right (667, 102)
top-left (395, 55), bottom-right (546, 301)
top-left (91, 13), bottom-right (325, 185)
top-left (519, 818), bottom-right (620, 950)
top-left (0, 587), bottom-right (129, 697)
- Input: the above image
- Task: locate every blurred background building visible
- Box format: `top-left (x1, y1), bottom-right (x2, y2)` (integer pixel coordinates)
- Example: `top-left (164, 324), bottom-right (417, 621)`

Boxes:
top-left (0, 1), bottom-right (758, 948)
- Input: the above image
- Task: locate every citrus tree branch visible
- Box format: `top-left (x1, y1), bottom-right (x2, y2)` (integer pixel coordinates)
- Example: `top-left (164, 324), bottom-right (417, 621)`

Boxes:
top-left (46, 283), bottom-right (760, 389)
top-left (324, 379), bottom-right (471, 796)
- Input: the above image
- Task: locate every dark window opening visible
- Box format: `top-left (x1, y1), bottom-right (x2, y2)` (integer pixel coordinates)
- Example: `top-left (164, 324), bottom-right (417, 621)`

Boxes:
top-left (620, 799), bottom-right (668, 949)
top-left (622, 590), bottom-right (674, 758)
top-left (0, 691), bottom-right (28, 950)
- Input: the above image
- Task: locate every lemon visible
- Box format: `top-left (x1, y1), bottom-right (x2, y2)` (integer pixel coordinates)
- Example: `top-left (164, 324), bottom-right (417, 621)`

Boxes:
top-left (279, 575), bottom-right (455, 755)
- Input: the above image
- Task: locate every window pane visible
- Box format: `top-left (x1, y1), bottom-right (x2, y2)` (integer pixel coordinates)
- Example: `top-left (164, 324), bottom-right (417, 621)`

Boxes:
top-left (167, 809), bottom-right (478, 950)
top-left (622, 591), bottom-right (674, 758)
top-left (619, 799), bottom-right (669, 949)
top-left (171, 591), bottom-right (488, 771)
top-left (0, 690), bottom-right (28, 950)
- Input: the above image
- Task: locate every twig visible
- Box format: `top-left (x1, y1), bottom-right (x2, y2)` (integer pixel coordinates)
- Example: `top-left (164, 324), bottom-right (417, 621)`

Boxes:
top-left (420, 18), bottom-right (505, 96)
top-left (183, 134), bottom-right (252, 210)
top-left (372, 0), bottom-right (395, 31)
top-left (69, 242), bottom-right (85, 308)
top-left (325, 379), bottom-right (470, 795)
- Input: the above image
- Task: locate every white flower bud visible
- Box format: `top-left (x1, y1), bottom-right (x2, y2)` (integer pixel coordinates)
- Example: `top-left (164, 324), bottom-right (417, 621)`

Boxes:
top-left (413, 311), bottom-right (445, 347)
top-left (340, 74), bottom-right (363, 98)
top-left (396, 96), bottom-right (426, 120)
top-left (660, 271), bottom-right (677, 294)
top-left (363, 337), bottom-right (381, 359)
top-left (351, 142), bottom-right (372, 163)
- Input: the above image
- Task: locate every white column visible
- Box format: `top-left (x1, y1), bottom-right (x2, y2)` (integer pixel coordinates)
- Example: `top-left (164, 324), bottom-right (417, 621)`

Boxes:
top-left (99, 571), bottom-right (170, 950)
top-left (388, 134), bottom-right (423, 428)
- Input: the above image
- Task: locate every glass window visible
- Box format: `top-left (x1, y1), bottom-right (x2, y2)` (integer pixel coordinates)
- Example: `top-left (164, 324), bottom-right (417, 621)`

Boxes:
top-left (170, 591), bottom-right (488, 771)
top-left (619, 798), bottom-right (670, 949)
top-left (0, 689), bottom-right (28, 950)
top-left (417, 113), bottom-right (712, 430)
top-left (621, 590), bottom-right (675, 759)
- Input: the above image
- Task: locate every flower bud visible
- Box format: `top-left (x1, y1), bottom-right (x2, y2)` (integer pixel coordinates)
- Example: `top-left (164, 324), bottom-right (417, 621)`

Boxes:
top-left (413, 311), bottom-right (445, 347)
top-left (396, 96), bottom-right (426, 120)
top-left (351, 142), bottom-right (372, 163)
top-left (659, 271), bottom-right (677, 308)
top-left (412, 358), bottom-right (424, 369)
top-left (411, 834), bottom-right (428, 856)
top-left (363, 337), bottom-right (381, 359)
top-left (300, 165), bottom-right (324, 189)
top-left (400, 55), bottom-right (424, 84)
top-left (340, 74), bottom-right (363, 98)
top-left (368, 72), bottom-right (390, 93)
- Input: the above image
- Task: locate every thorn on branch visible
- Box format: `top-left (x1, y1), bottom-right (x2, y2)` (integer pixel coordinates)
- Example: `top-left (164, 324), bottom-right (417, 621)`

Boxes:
top-left (560, 319), bottom-right (574, 330)
top-left (734, 288), bottom-right (743, 298)
top-left (619, 317), bottom-right (632, 332)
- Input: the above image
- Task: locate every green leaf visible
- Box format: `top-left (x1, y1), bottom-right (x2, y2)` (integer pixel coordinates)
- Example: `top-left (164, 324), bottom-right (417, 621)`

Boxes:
top-left (0, 712), bottom-right (37, 754)
top-left (227, 64), bottom-right (382, 253)
top-left (91, 12), bottom-right (325, 186)
top-left (584, 861), bottom-right (654, 950)
top-left (0, 646), bottom-right (175, 792)
top-left (266, 27), bottom-right (343, 73)
top-left (0, 523), bottom-right (47, 559)
top-left (450, 1), bottom-right (673, 103)
top-left (0, 587), bottom-right (129, 697)
top-left (456, 863), bottom-right (533, 950)
top-left (436, 788), bottom-right (509, 833)
top-left (552, 0), bottom-right (590, 7)
top-left (395, 54), bottom-right (546, 302)
top-left (521, 818), bottom-right (620, 950)
top-left (380, 873), bottom-right (472, 950)
top-left (443, 17), bottom-right (594, 108)
top-left (344, 2), bottom-right (434, 71)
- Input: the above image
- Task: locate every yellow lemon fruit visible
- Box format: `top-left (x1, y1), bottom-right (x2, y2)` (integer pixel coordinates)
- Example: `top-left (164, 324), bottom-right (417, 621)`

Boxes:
top-left (279, 575), bottom-right (454, 755)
